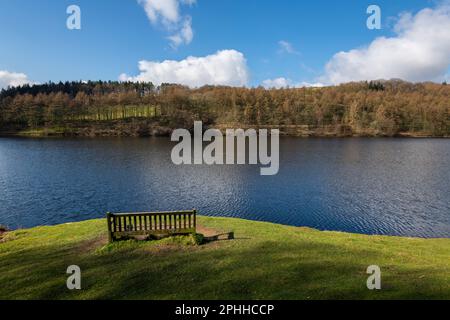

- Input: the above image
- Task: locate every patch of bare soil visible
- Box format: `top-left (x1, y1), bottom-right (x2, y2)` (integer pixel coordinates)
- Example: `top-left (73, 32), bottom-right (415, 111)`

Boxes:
top-left (76, 235), bottom-right (108, 253)
top-left (198, 225), bottom-right (235, 242)
top-left (0, 227), bottom-right (9, 243)
top-left (143, 225), bottom-right (230, 255)
top-left (197, 225), bottom-right (224, 238)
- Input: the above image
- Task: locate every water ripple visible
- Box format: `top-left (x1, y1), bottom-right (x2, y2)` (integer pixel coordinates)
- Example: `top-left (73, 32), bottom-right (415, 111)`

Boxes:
top-left (0, 137), bottom-right (449, 238)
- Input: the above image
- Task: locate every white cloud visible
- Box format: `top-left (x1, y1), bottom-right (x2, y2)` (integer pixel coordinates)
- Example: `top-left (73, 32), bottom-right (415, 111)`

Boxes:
top-left (180, 0), bottom-right (196, 5)
top-left (278, 40), bottom-right (299, 55)
top-left (138, 0), bottom-right (180, 25)
top-left (322, 3), bottom-right (450, 84)
top-left (262, 77), bottom-right (291, 89)
top-left (262, 77), bottom-right (323, 89)
top-left (120, 50), bottom-right (249, 87)
top-left (167, 16), bottom-right (193, 47)
top-left (138, 0), bottom-right (196, 47)
top-left (0, 70), bottom-right (32, 90)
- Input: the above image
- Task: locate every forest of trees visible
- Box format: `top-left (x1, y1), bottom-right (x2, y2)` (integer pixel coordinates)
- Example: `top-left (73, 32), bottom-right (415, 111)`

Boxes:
top-left (0, 80), bottom-right (448, 137)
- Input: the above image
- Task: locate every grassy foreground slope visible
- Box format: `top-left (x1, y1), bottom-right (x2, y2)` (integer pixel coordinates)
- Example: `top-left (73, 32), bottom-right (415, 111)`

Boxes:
top-left (0, 216), bottom-right (449, 300)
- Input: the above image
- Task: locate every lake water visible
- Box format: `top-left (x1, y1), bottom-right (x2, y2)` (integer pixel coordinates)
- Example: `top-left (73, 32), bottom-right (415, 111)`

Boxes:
top-left (0, 137), bottom-right (449, 238)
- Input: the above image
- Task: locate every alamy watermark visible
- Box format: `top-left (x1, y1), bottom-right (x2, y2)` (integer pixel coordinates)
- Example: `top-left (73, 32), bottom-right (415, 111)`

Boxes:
top-left (367, 5), bottom-right (381, 30)
top-left (171, 122), bottom-right (280, 176)
top-left (66, 265), bottom-right (81, 290)
top-left (67, 5), bottom-right (81, 30)
top-left (367, 265), bottom-right (382, 290)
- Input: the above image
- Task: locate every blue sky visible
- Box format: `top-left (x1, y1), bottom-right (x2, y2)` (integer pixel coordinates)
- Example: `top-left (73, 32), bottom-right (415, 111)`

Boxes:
top-left (0, 0), bottom-right (449, 88)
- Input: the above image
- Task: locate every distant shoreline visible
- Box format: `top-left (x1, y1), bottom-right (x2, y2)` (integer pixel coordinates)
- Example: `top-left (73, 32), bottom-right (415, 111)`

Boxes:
top-left (1, 124), bottom-right (448, 139)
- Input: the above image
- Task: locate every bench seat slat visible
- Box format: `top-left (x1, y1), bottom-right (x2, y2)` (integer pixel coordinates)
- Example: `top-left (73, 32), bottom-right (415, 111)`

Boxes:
top-left (107, 210), bottom-right (197, 242)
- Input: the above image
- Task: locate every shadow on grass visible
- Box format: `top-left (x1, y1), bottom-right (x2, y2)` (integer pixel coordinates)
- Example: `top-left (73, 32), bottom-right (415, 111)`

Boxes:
top-left (1, 235), bottom-right (449, 300)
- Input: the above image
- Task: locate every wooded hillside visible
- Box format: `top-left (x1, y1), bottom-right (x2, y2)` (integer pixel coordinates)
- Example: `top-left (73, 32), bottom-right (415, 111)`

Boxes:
top-left (0, 80), bottom-right (448, 137)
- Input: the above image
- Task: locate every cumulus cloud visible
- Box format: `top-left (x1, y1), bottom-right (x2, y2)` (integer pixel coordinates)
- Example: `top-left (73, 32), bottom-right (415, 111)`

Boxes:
top-left (322, 3), bottom-right (450, 84)
top-left (262, 77), bottom-right (324, 89)
top-left (138, 0), bottom-right (196, 47)
top-left (0, 70), bottom-right (32, 90)
top-left (120, 50), bottom-right (249, 87)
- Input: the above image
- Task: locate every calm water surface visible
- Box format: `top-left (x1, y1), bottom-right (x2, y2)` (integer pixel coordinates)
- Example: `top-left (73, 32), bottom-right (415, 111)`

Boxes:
top-left (0, 137), bottom-right (449, 238)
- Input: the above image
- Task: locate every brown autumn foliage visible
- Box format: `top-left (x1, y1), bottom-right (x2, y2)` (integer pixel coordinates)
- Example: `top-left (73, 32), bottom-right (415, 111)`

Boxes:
top-left (0, 80), bottom-right (449, 137)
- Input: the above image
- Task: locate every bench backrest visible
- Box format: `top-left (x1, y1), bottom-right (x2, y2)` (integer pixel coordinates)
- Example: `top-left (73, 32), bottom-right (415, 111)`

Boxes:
top-left (107, 210), bottom-right (196, 242)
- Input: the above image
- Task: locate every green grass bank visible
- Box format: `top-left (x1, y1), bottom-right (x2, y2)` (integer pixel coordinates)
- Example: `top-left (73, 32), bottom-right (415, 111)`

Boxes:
top-left (0, 216), bottom-right (449, 300)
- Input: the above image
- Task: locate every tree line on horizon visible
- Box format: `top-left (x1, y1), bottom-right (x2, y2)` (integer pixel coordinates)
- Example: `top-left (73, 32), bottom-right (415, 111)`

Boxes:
top-left (0, 80), bottom-right (448, 136)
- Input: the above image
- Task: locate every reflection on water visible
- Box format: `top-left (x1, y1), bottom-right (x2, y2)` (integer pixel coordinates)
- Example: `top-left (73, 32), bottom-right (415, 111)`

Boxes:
top-left (0, 137), bottom-right (449, 238)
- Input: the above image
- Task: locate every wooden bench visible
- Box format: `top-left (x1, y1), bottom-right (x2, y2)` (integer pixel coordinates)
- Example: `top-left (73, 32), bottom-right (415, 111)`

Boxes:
top-left (106, 210), bottom-right (197, 243)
